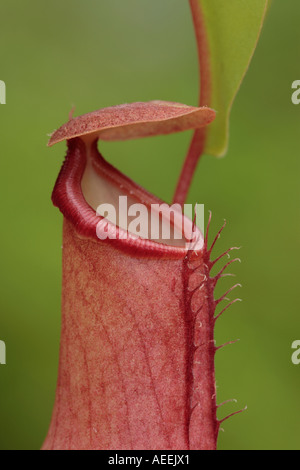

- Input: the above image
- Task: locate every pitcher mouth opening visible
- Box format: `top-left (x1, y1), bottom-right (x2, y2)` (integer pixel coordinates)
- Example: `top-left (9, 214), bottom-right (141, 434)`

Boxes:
top-left (50, 100), bottom-right (215, 258)
top-left (52, 137), bottom-right (204, 259)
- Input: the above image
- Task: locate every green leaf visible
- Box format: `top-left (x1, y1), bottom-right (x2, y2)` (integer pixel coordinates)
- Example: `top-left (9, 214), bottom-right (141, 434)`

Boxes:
top-left (192, 0), bottom-right (269, 157)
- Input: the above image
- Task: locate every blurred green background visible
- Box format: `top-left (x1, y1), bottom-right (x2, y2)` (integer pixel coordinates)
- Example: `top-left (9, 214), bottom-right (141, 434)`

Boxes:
top-left (0, 0), bottom-right (299, 450)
